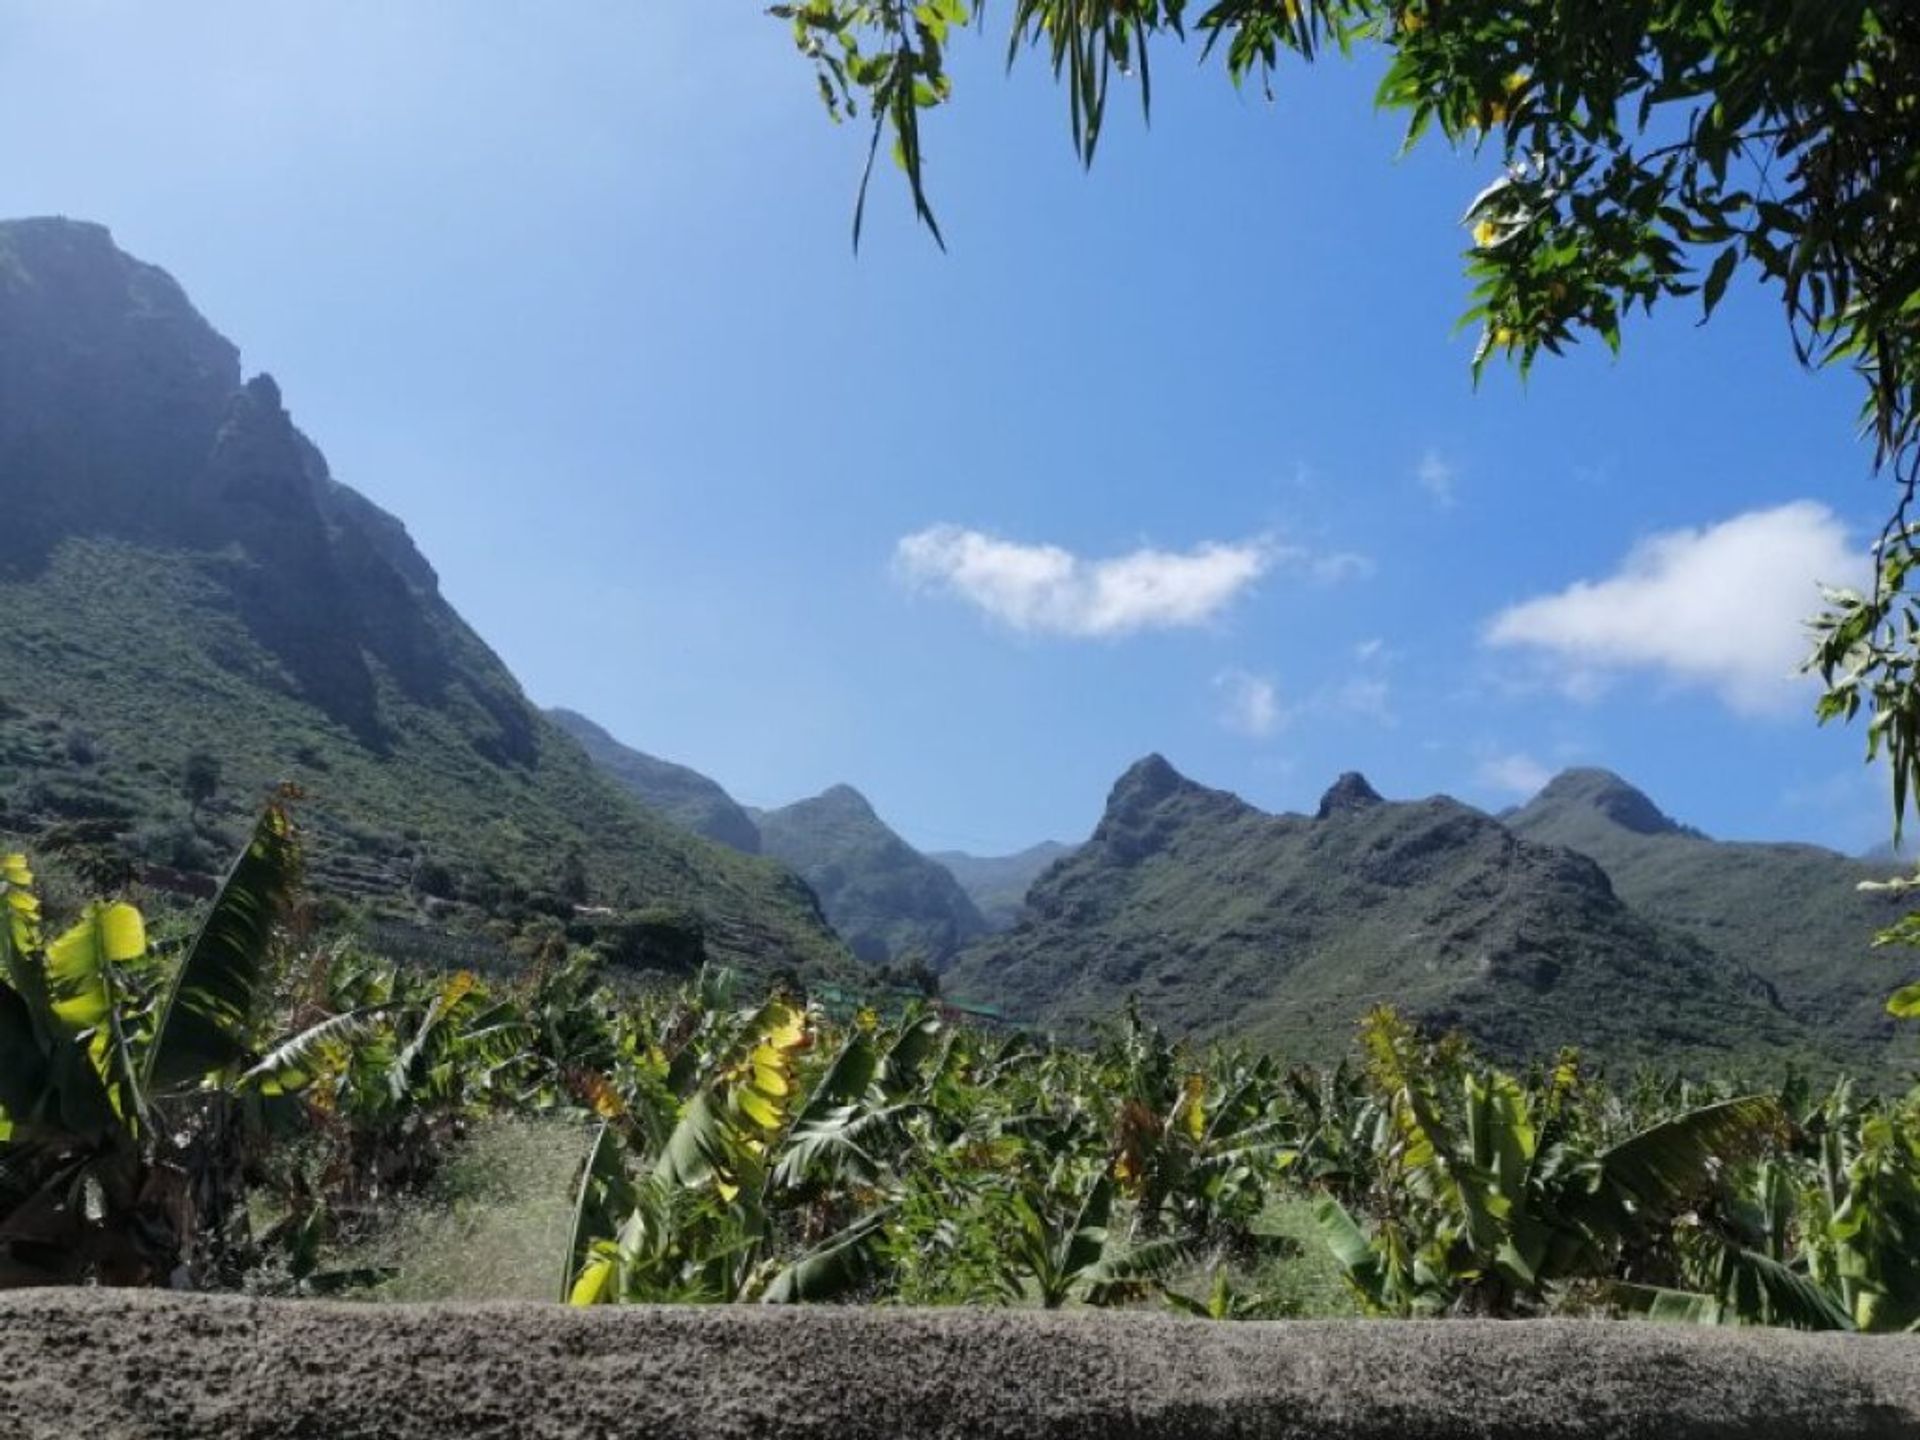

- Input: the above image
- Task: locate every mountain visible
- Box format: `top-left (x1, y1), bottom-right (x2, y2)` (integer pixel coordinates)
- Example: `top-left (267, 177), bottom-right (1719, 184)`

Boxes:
top-left (756, 785), bottom-right (988, 968)
top-left (0, 217), bottom-right (848, 981)
top-left (944, 756), bottom-right (1827, 1071)
top-left (1507, 768), bottom-right (1905, 1055)
top-left (930, 842), bottom-right (1077, 931)
top-left (546, 708), bottom-right (761, 854)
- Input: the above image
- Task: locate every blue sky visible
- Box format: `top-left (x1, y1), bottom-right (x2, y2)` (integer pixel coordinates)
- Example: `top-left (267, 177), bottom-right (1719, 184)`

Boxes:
top-left (0, 3), bottom-right (1898, 855)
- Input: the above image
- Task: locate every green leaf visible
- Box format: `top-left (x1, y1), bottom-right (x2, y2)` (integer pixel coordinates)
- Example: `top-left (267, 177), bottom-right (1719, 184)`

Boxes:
top-left (42, 903), bottom-right (148, 1127)
top-left (562, 1122), bottom-right (628, 1305)
top-left (1313, 1194), bottom-right (1385, 1301)
top-left (1061, 1171), bottom-right (1114, 1281)
top-left (1608, 1282), bottom-right (1728, 1325)
top-left (652, 1089), bottom-right (732, 1193)
top-left (761, 1209), bottom-right (890, 1302)
top-left (0, 982), bottom-right (50, 1121)
top-left (1594, 1095), bottom-right (1781, 1217)
top-left (1701, 245), bottom-right (1739, 318)
top-left (880, 1012), bottom-right (941, 1094)
top-left (238, 1007), bottom-right (388, 1095)
top-left (145, 804), bottom-right (300, 1091)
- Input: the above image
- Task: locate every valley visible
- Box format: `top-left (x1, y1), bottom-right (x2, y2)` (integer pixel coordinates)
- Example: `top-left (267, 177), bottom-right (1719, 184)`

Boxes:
top-left (0, 217), bottom-right (1904, 1075)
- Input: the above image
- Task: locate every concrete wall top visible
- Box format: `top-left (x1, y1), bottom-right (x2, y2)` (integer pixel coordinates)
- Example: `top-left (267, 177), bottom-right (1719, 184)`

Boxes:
top-left (3, 1290), bottom-right (1919, 1439)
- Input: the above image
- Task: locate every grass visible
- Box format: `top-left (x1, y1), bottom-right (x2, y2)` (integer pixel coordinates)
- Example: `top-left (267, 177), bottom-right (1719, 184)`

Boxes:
top-left (341, 1116), bottom-right (597, 1304)
top-left (1243, 1198), bottom-right (1365, 1319)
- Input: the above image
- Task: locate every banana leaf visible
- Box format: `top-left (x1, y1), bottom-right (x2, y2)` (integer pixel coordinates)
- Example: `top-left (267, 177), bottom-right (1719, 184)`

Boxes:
top-left (761, 1208), bottom-right (890, 1303)
top-left (145, 805), bottom-right (300, 1091)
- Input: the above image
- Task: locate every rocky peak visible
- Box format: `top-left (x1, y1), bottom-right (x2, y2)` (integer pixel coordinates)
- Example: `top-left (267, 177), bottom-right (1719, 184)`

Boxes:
top-left (1, 218), bottom-right (244, 569)
top-left (1317, 771), bottom-right (1384, 819)
top-left (1090, 755), bottom-right (1245, 866)
top-left (1107, 754), bottom-right (1189, 811)
top-left (1530, 768), bottom-right (1688, 837)
top-left (816, 783), bottom-right (878, 818)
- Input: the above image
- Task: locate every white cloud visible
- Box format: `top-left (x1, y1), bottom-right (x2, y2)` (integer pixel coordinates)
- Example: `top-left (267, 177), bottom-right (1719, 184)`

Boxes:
top-left (1415, 450), bottom-right (1459, 508)
top-left (1214, 669), bottom-right (1286, 738)
top-left (1478, 751), bottom-right (1552, 797)
top-left (893, 525), bottom-right (1365, 638)
top-left (1354, 637), bottom-right (1386, 663)
top-left (1483, 501), bottom-right (1864, 716)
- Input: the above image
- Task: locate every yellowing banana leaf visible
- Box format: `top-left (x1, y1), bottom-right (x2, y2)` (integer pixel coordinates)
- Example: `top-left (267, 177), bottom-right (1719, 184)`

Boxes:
top-left (764, 1007), bottom-right (806, 1051)
top-left (569, 1255), bottom-right (615, 1306)
top-left (736, 1085), bottom-right (782, 1132)
top-left (1, 856), bottom-right (40, 962)
top-left (45, 903), bottom-right (146, 1032)
top-left (1182, 1074), bottom-right (1207, 1141)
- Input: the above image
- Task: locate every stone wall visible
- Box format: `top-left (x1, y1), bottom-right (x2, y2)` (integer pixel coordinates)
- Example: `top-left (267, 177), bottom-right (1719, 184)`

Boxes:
top-left (3, 1290), bottom-right (1918, 1439)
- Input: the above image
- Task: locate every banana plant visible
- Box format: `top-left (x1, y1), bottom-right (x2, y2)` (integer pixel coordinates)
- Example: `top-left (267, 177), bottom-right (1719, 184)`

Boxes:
top-left (1315, 1009), bottom-right (1786, 1318)
top-left (1815, 1088), bottom-right (1920, 1331)
top-left (0, 868), bottom-right (153, 1284)
top-left (0, 804), bottom-right (377, 1287)
top-left (1008, 1164), bottom-right (1190, 1308)
top-left (1163, 1263), bottom-right (1292, 1320)
top-left (564, 995), bottom-right (828, 1303)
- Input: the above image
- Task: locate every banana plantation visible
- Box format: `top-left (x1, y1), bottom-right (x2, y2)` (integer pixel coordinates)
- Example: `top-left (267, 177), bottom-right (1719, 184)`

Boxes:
top-left (3, 807), bottom-right (1919, 1330)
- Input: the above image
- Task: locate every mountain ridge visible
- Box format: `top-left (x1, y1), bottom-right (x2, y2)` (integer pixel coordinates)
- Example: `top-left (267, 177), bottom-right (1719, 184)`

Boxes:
top-left (756, 783), bottom-right (988, 969)
top-left (1507, 764), bottom-right (1903, 1055)
top-left (545, 708), bottom-right (762, 855)
top-left (946, 756), bottom-right (1831, 1072)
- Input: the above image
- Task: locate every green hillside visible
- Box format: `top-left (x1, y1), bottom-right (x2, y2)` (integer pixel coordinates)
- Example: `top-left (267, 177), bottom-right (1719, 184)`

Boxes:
top-left (945, 757), bottom-right (1832, 1073)
top-left (546, 708), bottom-right (762, 854)
top-left (930, 841), bottom-right (1077, 931)
top-left (757, 785), bottom-right (988, 969)
top-left (0, 217), bottom-right (848, 982)
top-left (1506, 768), bottom-right (1906, 1057)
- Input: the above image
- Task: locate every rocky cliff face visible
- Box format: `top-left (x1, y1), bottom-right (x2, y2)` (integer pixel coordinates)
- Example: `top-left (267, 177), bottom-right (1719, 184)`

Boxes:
top-left (0, 219), bottom-right (531, 760)
top-left (1, 219), bottom-right (242, 566)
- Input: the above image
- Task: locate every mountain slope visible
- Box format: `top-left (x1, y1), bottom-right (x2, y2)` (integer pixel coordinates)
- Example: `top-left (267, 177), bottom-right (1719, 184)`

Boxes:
top-left (945, 757), bottom-right (1826, 1072)
top-left (757, 785), bottom-right (988, 968)
top-left (1506, 768), bottom-right (1905, 1054)
top-left (546, 708), bottom-right (761, 854)
top-left (931, 842), bottom-right (1077, 931)
top-left (0, 217), bottom-right (847, 980)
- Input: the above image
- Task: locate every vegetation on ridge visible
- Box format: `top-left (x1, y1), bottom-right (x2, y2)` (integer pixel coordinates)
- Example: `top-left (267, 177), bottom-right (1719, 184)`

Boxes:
top-left (1507, 769), bottom-right (1908, 1056)
top-left (546, 708), bottom-right (764, 856)
top-left (931, 841), bottom-right (1077, 932)
top-left (945, 757), bottom-right (1843, 1075)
